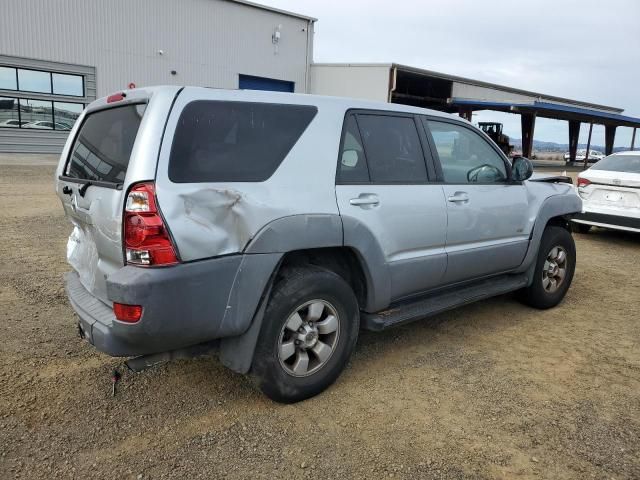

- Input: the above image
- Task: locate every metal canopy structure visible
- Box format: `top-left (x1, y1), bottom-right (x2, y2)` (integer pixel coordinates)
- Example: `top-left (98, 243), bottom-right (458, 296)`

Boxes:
top-left (384, 63), bottom-right (639, 161)
top-left (451, 99), bottom-right (640, 160)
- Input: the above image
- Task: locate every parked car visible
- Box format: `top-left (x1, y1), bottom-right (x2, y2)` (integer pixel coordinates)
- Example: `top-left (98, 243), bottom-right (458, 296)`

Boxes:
top-left (23, 120), bottom-right (72, 130)
top-left (56, 87), bottom-right (581, 403)
top-left (0, 119), bottom-right (29, 128)
top-left (572, 151), bottom-right (640, 233)
top-left (564, 149), bottom-right (605, 165)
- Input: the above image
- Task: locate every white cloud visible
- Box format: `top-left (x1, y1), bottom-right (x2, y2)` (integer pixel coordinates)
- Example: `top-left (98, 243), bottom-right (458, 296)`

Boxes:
top-left (263, 0), bottom-right (640, 145)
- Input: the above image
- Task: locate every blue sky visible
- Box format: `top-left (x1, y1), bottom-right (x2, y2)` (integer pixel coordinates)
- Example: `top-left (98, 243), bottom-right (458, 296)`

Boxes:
top-left (262, 0), bottom-right (640, 147)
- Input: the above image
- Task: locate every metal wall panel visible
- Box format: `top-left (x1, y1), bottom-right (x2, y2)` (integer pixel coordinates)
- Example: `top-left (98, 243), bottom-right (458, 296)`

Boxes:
top-left (0, 0), bottom-right (311, 96)
top-left (311, 64), bottom-right (391, 103)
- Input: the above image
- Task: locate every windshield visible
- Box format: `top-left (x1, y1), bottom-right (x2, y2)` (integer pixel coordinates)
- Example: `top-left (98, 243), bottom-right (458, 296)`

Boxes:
top-left (65, 103), bottom-right (146, 183)
top-left (591, 154), bottom-right (640, 174)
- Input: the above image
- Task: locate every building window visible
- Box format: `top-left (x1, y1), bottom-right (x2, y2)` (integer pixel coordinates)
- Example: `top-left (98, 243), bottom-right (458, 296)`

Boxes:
top-left (0, 67), bottom-right (17, 91)
top-left (20, 99), bottom-right (54, 128)
top-left (52, 73), bottom-right (83, 97)
top-left (53, 102), bottom-right (84, 130)
top-left (0, 97), bottom-right (21, 127)
top-left (0, 96), bottom-right (83, 130)
top-left (0, 66), bottom-right (84, 98)
top-left (18, 69), bottom-right (52, 94)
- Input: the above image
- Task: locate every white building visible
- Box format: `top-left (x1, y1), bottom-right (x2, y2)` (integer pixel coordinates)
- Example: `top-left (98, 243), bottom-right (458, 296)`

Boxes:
top-left (0, 0), bottom-right (315, 153)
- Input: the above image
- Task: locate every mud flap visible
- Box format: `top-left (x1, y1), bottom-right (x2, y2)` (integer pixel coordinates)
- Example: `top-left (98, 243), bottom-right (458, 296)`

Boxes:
top-left (218, 280), bottom-right (274, 374)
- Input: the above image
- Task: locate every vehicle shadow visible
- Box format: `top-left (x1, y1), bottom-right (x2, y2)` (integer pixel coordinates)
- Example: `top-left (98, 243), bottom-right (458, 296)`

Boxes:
top-left (574, 226), bottom-right (640, 246)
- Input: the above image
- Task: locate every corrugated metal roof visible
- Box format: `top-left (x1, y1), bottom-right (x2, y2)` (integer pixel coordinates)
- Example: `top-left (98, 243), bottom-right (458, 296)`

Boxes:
top-left (393, 63), bottom-right (623, 113)
top-left (227, 0), bottom-right (317, 21)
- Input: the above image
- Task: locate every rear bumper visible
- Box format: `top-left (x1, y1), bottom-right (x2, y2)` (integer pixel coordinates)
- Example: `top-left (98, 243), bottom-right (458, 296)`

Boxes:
top-left (572, 212), bottom-right (640, 232)
top-left (65, 253), bottom-right (281, 357)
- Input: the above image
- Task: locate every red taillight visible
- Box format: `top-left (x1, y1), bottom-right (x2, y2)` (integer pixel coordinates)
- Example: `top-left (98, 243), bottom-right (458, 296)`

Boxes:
top-left (107, 92), bottom-right (126, 103)
top-left (113, 302), bottom-right (143, 323)
top-left (123, 182), bottom-right (178, 266)
top-left (577, 177), bottom-right (591, 188)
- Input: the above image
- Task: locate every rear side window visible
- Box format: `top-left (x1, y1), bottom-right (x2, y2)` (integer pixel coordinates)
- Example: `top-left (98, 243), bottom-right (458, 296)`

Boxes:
top-left (356, 114), bottom-right (427, 183)
top-left (337, 115), bottom-right (370, 183)
top-left (65, 104), bottom-right (146, 184)
top-left (168, 101), bottom-right (317, 183)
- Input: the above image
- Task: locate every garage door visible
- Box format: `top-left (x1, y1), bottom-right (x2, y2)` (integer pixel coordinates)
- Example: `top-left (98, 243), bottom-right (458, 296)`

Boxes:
top-left (239, 74), bottom-right (294, 92)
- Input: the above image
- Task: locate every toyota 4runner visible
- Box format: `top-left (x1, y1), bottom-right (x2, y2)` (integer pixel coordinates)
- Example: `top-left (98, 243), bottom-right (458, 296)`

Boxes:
top-left (56, 86), bottom-right (581, 403)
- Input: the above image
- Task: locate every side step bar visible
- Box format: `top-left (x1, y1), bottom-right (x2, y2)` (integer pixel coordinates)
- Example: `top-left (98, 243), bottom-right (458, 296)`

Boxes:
top-left (362, 274), bottom-right (528, 331)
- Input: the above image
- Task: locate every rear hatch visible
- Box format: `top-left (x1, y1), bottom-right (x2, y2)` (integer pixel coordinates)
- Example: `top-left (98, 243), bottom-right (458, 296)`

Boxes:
top-left (57, 103), bottom-right (146, 303)
top-left (55, 88), bottom-right (179, 304)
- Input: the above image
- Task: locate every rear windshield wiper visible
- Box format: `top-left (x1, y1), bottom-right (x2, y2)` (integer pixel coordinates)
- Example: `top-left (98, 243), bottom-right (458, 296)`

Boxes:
top-left (79, 181), bottom-right (93, 197)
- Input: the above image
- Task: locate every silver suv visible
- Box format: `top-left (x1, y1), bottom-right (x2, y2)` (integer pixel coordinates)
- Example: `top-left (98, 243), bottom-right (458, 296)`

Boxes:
top-left (56, 86), bottom-right (581, 402)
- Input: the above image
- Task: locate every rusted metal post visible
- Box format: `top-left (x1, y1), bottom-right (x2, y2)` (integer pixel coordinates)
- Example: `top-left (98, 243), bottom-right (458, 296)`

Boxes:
top-left (568, 120), bottom-right (580, 164)
top-left (583, 122), bottom-right (593, 169)
top-left (521, 113), bottom-right (536, 159)
top-left (458, 108), bottom-right (472, 122)
top-left (605, 125), bottom-right (617, 155)
top-left (631, 128), bottom-right (637, 151)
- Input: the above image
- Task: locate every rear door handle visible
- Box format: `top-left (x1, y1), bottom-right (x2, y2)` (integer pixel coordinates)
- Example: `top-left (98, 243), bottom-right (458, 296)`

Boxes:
top-left (447, 192), bottom-right (469, 203)
top-left (350, 194), bottom-right (380, 207)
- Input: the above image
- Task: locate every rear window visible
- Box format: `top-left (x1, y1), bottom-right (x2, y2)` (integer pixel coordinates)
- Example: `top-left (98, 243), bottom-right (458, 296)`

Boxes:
top-left (591, 154), bottom-right (640, 174)
top-left (65, 104), bottom-right (146, 184)
top-left (168, 101), bottom-right (317, 183)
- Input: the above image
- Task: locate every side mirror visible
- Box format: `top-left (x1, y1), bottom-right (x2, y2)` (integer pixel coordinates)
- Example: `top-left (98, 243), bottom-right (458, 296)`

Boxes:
top-left (511, 156), bottom-right (533, 181)
top-left (341, 149), bottom-right (359, 168)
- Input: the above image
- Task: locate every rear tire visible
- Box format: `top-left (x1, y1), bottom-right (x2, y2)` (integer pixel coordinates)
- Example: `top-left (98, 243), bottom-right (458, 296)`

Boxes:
top-left (518, 226), bottom-right (576, 309)
top-left (251, 265), bottom-right (359, 403)
top-left (572, 222), bottom-right (592, 234)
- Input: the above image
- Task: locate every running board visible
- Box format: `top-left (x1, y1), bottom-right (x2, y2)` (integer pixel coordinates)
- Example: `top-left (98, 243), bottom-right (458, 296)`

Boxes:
top-left (362, 274), bottom-right (528, 331)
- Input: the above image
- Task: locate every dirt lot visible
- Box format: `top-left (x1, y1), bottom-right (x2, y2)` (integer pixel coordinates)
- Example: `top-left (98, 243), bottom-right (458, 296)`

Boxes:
top-left (1, 161), bottom-right (639, 480)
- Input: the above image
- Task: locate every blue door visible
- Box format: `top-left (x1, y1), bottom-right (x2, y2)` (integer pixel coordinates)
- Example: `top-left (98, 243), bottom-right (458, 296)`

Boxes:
top-left (238, 74), bottom-right (294, 92)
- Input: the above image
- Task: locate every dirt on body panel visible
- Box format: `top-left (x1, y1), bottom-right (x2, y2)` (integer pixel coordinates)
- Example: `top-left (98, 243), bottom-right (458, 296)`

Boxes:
top-left (1, 163), bottom-right (639, 480)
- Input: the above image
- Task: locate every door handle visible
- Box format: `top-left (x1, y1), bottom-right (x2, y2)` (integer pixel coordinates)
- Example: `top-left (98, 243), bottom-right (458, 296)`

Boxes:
top-left (350, 194), bottom-right (379, 207)
top-left (447, 192), bottom-right (469, 203)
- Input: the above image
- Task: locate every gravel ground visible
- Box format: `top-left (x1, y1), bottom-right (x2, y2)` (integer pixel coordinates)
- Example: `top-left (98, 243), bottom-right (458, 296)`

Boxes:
top-left (1, 162), bottom-right (639, 479)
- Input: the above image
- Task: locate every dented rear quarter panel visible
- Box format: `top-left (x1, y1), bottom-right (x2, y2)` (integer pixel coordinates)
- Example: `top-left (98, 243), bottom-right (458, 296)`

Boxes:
top-left (155, 87), bottom-right (347, 261)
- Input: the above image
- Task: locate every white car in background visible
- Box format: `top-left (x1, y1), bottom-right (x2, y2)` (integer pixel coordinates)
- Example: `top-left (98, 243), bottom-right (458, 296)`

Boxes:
top-left (572, 151), bottom-right (640, 233)
top-left (22, 120), bottom-right (72, 130)
top-left (564, 149), bottom-right (605, 165)
top-left (0, 119), bottom-right (29, 128)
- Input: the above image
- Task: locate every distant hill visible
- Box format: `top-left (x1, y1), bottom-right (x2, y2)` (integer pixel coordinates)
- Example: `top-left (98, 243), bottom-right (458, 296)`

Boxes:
top-left (510, 139), bottom-right (628, 153)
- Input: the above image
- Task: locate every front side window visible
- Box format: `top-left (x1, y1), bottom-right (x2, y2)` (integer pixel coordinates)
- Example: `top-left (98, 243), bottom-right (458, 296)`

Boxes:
top-left (427, 120), bottom-right (507, 184)
top-left (169, 101), bottom-right (317, 183)
top-left (356, 114), bottom-right (427, 183)
top-left (337, 115), bottom-right (370, 183)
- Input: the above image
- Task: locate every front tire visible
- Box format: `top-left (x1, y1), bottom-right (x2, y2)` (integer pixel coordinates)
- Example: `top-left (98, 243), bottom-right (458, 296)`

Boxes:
top-left (518, 226), bottom-right (576, 309)
top-left (251, 265), bottom-right (359, 403)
